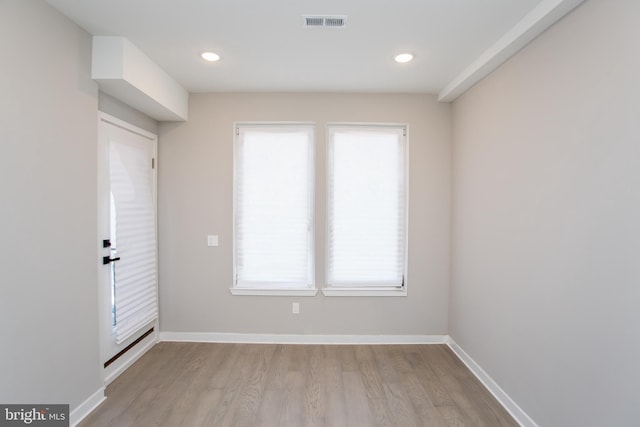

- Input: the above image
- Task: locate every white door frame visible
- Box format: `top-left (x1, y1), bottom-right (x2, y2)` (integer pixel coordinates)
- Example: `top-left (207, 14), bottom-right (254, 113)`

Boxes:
top-left (97, 112), bottom-right (159, 385)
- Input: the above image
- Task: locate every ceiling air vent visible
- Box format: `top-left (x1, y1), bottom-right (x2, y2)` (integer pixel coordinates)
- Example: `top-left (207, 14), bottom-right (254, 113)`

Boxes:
top-left (303, 15), bottom-right (347, 28)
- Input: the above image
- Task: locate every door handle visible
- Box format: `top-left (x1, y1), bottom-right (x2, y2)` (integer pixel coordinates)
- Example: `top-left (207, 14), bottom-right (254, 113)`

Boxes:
top-left (103, 256), bottom-right (121, 265)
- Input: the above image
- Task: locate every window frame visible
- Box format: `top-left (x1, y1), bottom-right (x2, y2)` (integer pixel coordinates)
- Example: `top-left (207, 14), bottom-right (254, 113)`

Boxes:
top-left (323, 123), bottom-right (409, 297)
top-left (231, 122), bottom-right (318, 296)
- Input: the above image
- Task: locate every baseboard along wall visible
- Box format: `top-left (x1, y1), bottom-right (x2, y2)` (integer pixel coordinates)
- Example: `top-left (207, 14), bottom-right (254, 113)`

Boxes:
top-left (445, 337), bottom-right (538, 427)
top-left (69, 387), bottom-right (106, 427)
top-left (158, 332), bottom-right (447, 345)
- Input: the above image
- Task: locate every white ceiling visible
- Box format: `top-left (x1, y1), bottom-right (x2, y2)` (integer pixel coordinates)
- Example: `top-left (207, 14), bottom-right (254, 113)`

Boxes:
top-left (46, 0), bottom-right (557, 96)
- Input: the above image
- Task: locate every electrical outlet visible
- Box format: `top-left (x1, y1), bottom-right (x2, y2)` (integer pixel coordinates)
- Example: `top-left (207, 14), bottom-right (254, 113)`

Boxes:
top-left (292, 302), bottom-right (300, 314)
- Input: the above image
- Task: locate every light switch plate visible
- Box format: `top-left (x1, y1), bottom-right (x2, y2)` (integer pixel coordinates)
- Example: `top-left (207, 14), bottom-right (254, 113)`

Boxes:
top-left (207, 235), bottom-right (219, 246)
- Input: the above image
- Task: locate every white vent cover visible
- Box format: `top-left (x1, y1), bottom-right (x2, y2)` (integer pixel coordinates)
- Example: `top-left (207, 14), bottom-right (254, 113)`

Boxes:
top-left (303, 15), bottom-right (347, 28)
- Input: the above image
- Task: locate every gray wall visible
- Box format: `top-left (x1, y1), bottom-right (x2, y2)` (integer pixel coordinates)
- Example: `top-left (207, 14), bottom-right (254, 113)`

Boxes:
top-left (0, 0), bottom-right (102, 410)
top-left (159, 93), bottom-right (451, 335)
top-left (450, 1), bottom-right (640, 426)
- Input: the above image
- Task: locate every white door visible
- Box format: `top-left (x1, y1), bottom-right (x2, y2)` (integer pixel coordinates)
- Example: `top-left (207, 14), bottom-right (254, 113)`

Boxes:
top-left (98, 113), bottom-right (158, 381)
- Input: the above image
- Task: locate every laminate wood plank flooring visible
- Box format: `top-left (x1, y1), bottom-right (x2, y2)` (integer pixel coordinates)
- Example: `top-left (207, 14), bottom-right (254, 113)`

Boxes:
top-left (79, 343), bottom-right (518, 427)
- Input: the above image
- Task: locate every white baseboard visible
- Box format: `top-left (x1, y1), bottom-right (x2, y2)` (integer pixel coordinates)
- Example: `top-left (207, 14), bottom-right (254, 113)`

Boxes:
top-left (104, 332), bottom-right (158, 386)
top-left (445, 336), bottom-right (538, 427)
top-left (159, 332), bottom-right (447, 345)
top-left (70, 387), bottom-right (106, 427)
top-left (69, 333), bottom-right (158, 425)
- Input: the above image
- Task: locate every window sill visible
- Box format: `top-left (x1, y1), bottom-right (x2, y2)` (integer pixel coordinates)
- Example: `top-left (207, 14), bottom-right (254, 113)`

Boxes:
top-left (321, 288), bottom-right (407, 297)
top-left (229, 288), bottom-right (318, 296)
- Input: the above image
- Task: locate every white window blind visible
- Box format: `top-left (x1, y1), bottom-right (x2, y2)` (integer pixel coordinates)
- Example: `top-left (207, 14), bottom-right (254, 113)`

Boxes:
top-left (327, 125), bottom-right (407, 288)
top-left (234, 124), bottom-right (315, 289)
top-left (110, 137), bottom-right (158, 344)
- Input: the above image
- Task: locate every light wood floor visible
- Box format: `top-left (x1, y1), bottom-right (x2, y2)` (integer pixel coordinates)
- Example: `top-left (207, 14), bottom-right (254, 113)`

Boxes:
top-left (80, 343), bottom-right (517, 427)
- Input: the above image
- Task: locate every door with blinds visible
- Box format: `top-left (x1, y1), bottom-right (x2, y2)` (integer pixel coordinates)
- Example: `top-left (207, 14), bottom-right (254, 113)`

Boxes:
top-left (98, 113), bottom-right (158, 379)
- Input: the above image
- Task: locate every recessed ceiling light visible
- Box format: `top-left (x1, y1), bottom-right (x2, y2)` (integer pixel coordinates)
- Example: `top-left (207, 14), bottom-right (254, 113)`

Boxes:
top-left (201, 52), bottom-right (220, 62)
top-left (394, 53), bottom-right (414, 63)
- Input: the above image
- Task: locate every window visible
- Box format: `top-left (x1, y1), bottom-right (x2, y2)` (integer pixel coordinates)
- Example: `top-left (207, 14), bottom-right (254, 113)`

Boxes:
top-left (232, 123), bottom-right (316, 295)
top-left (326, 124), bottom-right (408, 294)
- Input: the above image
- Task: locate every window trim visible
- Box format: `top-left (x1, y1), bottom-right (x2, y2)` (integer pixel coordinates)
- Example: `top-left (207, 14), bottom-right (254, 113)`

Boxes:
top-left (230, 288), bottom-right (319, 296)
top-left (321, 287), bottom-right (407, 297)
top-left (232, 122), bottom-right (317, 296)
top-left (324, 123), bottom-right (410, 296)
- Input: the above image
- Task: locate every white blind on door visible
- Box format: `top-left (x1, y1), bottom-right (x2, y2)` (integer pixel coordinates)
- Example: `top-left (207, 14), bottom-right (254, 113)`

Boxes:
top-left (327, 125), bottom-right (407, 287)
top-left (234, 124), bottom-right (314, 288)
top-left (110, 138), bottom-right (158, 344)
